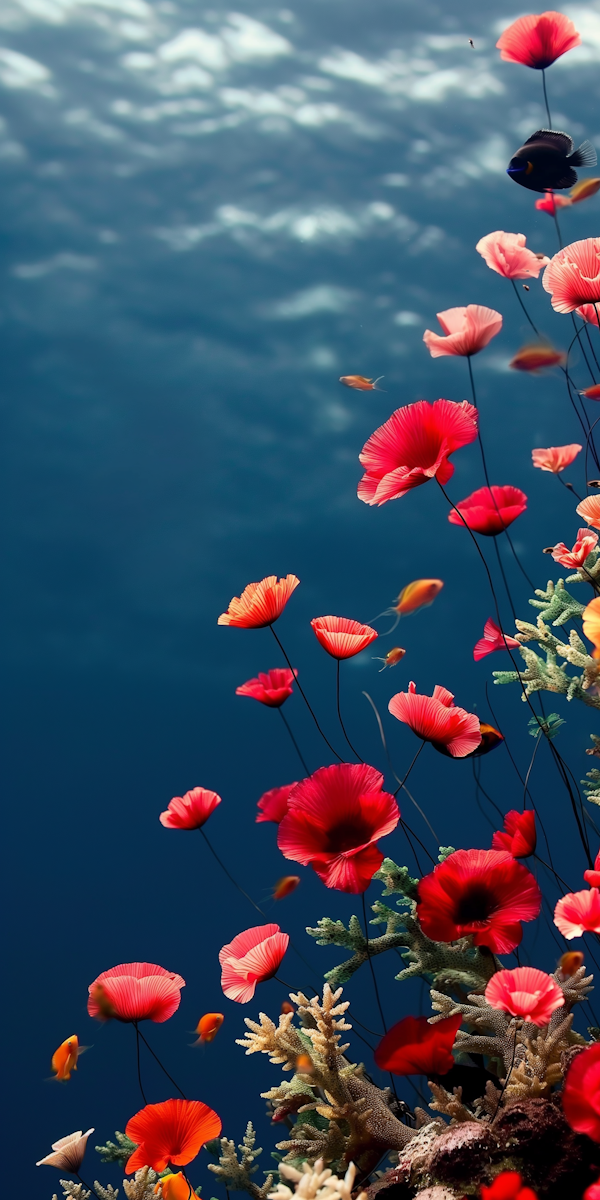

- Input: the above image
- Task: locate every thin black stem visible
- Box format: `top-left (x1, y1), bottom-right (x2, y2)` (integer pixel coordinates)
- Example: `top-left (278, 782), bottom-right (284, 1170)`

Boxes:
top-left (585, 320), bottom-right (600, 374)
top-left (541, 69), bottom-right (552, 127)
top-left (134, 1022), bottom-right (148, 1104)
top-left (523, 735), bottom-right (542, 811)
top-left (77, 1176), bottom-right (102, 1200)
top-left (361, 892), bottom-right (388, 1036)
top-left (270, 626), bottom-right (344, 761)
top-left (201, 829), bottom-right (266, 917)
top-left (136, 1027), bottom-right (187, 1098)
top-left (510, 278), bottom-right (541, 337)
top-left (493, 536), bottom-right (517, 622)
top-left (278, 707), bottom-right (311, 774)
top-left (552, 209), bottom-right (563, 250)
top-left (336, 660), bottom-right (364, 762)
top-left (472, 757), bottom-right (504, 821)
top-left (556, 471), bottom-right (583, 502)
top-left (362, 691), bottom-right (440, 842)
top-left (393, 740), bottom-right (425, 797)
top-left (572, 312), bottom-right (597, 385)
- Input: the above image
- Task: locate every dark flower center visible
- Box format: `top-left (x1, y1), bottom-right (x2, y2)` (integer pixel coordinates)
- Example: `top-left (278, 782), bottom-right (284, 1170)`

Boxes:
top-left (325, 819), bottom-right (371, 853)
top-left (454, 884), bottom-right (494, 925)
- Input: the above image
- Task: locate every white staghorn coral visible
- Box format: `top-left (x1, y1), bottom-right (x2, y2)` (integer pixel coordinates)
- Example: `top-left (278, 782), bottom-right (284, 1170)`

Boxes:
top-left (268, 1158), bottom-right (366, 1200)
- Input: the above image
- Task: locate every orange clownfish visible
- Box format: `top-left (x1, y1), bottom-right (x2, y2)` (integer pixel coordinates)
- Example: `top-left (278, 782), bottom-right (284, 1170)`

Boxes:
top-left (51, 1035), bottom-right (84, 1081)
top-left (373, 646), bottom-right (406, 672)
top-left (154, 1173), bottom-right (193, 1200)
top-left (273, 875), bottom-right (300, 901)
top-left (193, 1013), bottom-right (224, 1045)
top-left (295, 1053), bottom-right (315, 1075)
top-left (339, 375), bottom-right (384, 392)
top-left (281, 1000), bottom-right (295, 1015)
top-left (581, 385), bottom-right (600, 400)
top-left (509, 342), bottom-right (566, 373)
top-left (558, 951), bottom-right (584, 976)
top-left (369, 579), bottom-right (443, 633)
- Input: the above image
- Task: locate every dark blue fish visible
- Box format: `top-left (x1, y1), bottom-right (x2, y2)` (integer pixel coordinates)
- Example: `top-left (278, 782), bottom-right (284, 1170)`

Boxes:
top-left (507, 129), bottom-right (596, 193)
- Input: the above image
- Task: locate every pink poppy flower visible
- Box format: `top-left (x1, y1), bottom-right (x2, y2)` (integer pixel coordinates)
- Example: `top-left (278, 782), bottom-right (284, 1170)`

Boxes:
top-left (87, 962), bottom-right (185, 1023)
top-left (492, 809), bottom-right (537, 858)
top-left (256, 783), bottom-right (298, 824)
top-left (473, 618), bottom-right (520, 661)
top-left (310, 616), bottom-right (377, 659)
top-left (577, 304), bottom-right (600, 327)
top-left (448, 485), bottom-right (528, 536)
top-left (423, 305), bottom-right (502, 358)
top-left (542, 238), bottom-right (600, 314)
top-left (549, 528), bottom-right (598, 569)
top-left (218, 575), bottom-right (299, 628)
top-left (475, 231), bottom-right (549, 279)
top-left (554, 888), bottom-right (600, 938)
top-left (577, 495), bottom-right (600, 531)
top-left (357, 398), bottom-right (478, 506)
top-left (485, 965), bottom-right (563, 1026)
top-left (277, 762), bottom-right (399, 893)
top-left (159, 787), bottom-right (222, 831)
top-left (585, 851), bottom-right (600, 888)
top-left (219, 923), bottom-right (289, 1003)
top-left (388, 681), bottom-right (481, 758)
top-left (496, 11), bottom-right (581, 69)
top-left (563, 1042), bottom-right (600, 1142)
top-left (532, 444), bottom-right (582, 473)
top-left (535, 192), bottom-right (572, 215)
top-left (417, 848), bottom-right (541, 954)
top-left (235, 668), bottom-right (297, 708)
top-left (36, 1130), bottom-right (95, 1173)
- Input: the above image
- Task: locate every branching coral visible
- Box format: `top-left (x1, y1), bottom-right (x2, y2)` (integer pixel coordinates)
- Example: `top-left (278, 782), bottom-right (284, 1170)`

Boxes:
top-left (583, 733), bottom-right (600, 804)
top-left (96, 1133), bottom-right (138, 1167)
top-left (92, 1185), bottom-right (119, 1200)
top-left (52, 1186), bottom-right (90, 1200)
top-left (268, 1157), bottom-right (367, 1200)
top-left (122, 1169), bottom-right (159, 1200)
top-left (208, 1122), bottom-right (274, 1200)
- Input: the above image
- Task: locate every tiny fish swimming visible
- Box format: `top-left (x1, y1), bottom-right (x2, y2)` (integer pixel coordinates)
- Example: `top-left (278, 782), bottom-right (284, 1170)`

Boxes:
top-left (373, 646), bottom-right (406, 672)
top-left (507, 128), bottom-right (597, 193)
top-left (339, 375), bottom-right (384, 391)
top-left (193, 1013), bottom-right (224, 1045)
top-left (272, 875), bottom-right (300, 900)
top-left (51, 1034), bottom-right (85, 1081)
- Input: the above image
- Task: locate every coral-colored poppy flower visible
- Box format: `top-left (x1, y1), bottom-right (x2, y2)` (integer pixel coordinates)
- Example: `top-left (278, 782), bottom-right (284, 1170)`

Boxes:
top-left (510, 343), bottom-right (566, 372)
top-left (160, 787), bottom-right (222, 831)
top-left (554, 887), bottom-right (600, 938)
top-left (389, 681), bottom-right (481, 758)
top-left (310, 616), bottom-right (377, 659)
top-left (492, 810), bottom-right (536, 858)
top-left (374, 1014), bottom-right (462, 1077)
top-left (578, 496), bottom-right (600, 531)
top-left (543, 239), bottom-right (600, 314)
top-left (476, 231), bottom-right (549, 279)
top-left (496, 11), bottom-right (581, 69)
top-left (125, 1099), bottom-right (222, 1174)
top-left (218, 575), bottom-right (299, 628)
top-left (219, 923), bottom-right (289, 1003)
top-left (563, 1042), bottom-right (600, 1142)
top-left (535, 192), bottom-right (572, 215)
top-left (277, 763), bottom-right (399, 894)
top-left (256, 783), bottom-right (297, 824)
top-left (423, 305), bottom-right (502, 358)
top-left (585, 851), bottom-right (600, 888)
top-left (473, 618), bottom-right (520, 661)
top-left (448, 485), bottom-right (527, 536)
top-left (585, 1181), bottom-right (600, 1200)
top-left (578, 304), bottom-right (600, 327)
top-left (417, 849), bottom-right (541, 954)
top-left (583, 597), bottom-right (600, 659)
top-left (87, 963), bottom-right (185, 1023)
top-left (156, 1173), bottom-right (194, 1200)
top-left (235, 668), bottom-right (297, 708)
top-left (357, 399), bottom-right (478, 506)
top-left (481, 1172), bottom-right (538, 1200)
top-left (36, 1130), bottom-right (95, 1173)
top-left (485, 965), bottom-right (564, 1026)
top-left (550, 528), bottom-right (598, 569)
top-left (532, 444), bottom-right (581, 473)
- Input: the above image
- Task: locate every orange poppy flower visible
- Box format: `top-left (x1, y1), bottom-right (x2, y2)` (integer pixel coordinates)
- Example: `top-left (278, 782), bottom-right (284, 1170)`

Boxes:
top-left (125, 1099), bottom-right (221, 1174)
top-left (218, 575), bottom-right (299, 628)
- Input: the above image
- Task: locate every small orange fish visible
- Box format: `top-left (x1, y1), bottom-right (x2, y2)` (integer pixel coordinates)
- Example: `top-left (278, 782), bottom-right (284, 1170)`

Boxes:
top-left (273, 875), bottom-right (300, 901)
top-left (581, 385), bottom-right (600, 400)
top-left (154, 1174), bottom-right (192, 1200)
top-left (432, 722), bottom-right (504, 759)
top-left (509, 342), bottom-right (566, 373)
top-left (558, 951), bottom-right (584, 976)
top-left (373, 646), bottom-right (406, 672)
top-left (281, 1000), bottom-right (295, 1015)
top-left (51, 1035), bottom-right (83, 1081)
top-left (194, 1013), bottom-right (224, 1045)
top-left (570, 178), bottom-right (600, 204)
top-left (370, 579), bottom-right (443, 633)
top-left (295, 1053), bottom-right (315, 1074)
top-left (339, 375), bottom-right (384, 392)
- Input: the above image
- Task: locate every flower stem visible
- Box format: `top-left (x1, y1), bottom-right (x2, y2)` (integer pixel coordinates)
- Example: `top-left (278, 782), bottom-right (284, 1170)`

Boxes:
top-left (277, 707), bottom-right (311, 774)
top-left (270, 625), bottom-right (344, 761)
top-left (336, 660), bottom-right (364, 762)
top-left (541, 68), bottom-right (552, 126)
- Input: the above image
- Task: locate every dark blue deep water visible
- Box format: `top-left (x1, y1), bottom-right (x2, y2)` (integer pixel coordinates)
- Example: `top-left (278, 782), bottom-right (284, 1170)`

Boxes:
top-left (2, 0), bottom-right (600, 1192)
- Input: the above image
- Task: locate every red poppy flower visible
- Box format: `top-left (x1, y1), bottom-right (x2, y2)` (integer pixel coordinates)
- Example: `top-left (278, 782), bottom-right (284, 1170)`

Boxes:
top-left (485, 966), bottom-right (563, 1026)
top-left (87, 963), bottom-right (185, 1023)
top-left (423, 305), bottom-right (502, 358)
top-left (125, 1099), bottom-right (222, 1174)
top-left (235, 668), bottom-right (297, 708)
top-left (532, 444), bottom-right (581, 473)
top-left (218, 575), bottom-right (299, 628)
top-left (563, 1042), bottom-right (600, 1142)
top-left (256, 783), bottom-right (298, 824)
top-left (578, 496), bottom-right (600, 531)
top-left (585, 851), bottom-right (600, 888)
top-left (476, 231), bottom-right (549, 279)
top-left (578, 304), bottom-right (600, 327)
top-left (159, 787), bottom-right (222, 831)
top-left (417, 849), bottom-right (541, 954)
top-left (549, 528), bottom-right (598, 569)
top-left (491, 810), bottom-right (536, 858)
top-left (277, 763), bottom-right (399, 894)
top-left (496, 11), bottom-right (581, 69)
top-left (543, 239), bottom-right (600, 314)
top-left (473, 618), bottom-right (520, 661)
top-left (374, 1014), bottom-right (462, 1077)
top-left (585, 1182), bottom-right (600, 1200)
top-left (310, 616), bottom-right (378, 659)
top-left (388, 681), bottom-right (481, 758)
top-left (535, 192), bottom-right (572, 215)
top-left (554, 888), bottom-right (600, 938)
top-left (448, 485), bottom-right (527, 536)
top-left (219, 923), bottom-right (289, 1003)
top-left (481, 1172), bottom-right (538, 1200)
top-left (357, 399), bottom-right (478, 506)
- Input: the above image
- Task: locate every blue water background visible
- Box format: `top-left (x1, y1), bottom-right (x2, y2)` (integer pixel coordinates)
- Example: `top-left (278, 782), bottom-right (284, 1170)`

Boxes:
top-left (2, 0), bottom-right (600, 1192)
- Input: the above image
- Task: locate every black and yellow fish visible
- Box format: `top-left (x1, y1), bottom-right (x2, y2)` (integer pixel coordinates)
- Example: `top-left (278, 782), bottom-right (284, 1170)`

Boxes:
top-left (507, 129), bottom-right (596, 193)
